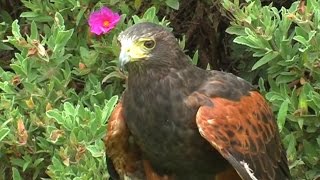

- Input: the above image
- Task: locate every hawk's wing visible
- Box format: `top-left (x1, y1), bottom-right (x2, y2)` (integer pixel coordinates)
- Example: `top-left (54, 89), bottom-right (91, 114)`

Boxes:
top-left (105, 100), bottom-right (145, 179)
top-left (195, 91), bottom-right (291, 180)
top-left (105, 99), bottom-right (172, 180)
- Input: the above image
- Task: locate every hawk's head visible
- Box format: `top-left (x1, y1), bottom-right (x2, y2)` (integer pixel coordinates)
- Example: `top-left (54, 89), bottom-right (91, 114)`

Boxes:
top-left (117, 22), bottom-right (182, 69)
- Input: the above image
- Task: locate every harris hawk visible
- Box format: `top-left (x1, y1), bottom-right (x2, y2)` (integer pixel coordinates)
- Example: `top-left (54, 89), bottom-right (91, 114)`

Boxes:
top-left (104, 22), bottom-right (291, 180)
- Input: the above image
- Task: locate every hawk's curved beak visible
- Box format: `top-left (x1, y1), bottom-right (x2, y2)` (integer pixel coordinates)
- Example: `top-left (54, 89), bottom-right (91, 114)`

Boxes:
top-left (119, 49), bottom-right (130, 71)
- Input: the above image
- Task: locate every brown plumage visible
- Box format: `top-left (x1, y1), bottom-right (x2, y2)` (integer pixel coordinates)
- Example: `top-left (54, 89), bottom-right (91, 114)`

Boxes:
top-left (105, 22), bottom-right (291, 180)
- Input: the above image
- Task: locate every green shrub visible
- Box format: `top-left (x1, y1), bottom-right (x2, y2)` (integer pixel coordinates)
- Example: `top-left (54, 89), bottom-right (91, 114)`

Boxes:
top-left (0, 0), bottom-right (176, 179)
top-left (223, 0), bottom-right (320, 179)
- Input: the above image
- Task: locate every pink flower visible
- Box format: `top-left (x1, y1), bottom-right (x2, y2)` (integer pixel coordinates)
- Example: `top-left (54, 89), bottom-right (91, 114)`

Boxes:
top-left (88, 7), bottom-right (121, 35)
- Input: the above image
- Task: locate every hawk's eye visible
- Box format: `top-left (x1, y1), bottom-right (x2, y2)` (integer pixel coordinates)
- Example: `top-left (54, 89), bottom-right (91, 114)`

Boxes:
top-left (143, 40), bottom-right (155, 49)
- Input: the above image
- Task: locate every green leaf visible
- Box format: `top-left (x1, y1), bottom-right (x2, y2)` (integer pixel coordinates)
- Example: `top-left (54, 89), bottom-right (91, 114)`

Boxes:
top-left (0, 42), bottom-right (13, 50)
top-left (0, 128), bottom-right (10, 142)
top-left (101, 71), bottom-right (125, 84)
top-left (33, 158), bottom-right (44, 167)
top-left (283, 133), bottom-right (297, 161)
top-left (233, 36), bottom-right (260, 49)
top-left (289, 159), bottom-right (304, 169)
top-left (76, 8), bottom-right (87, 26)
top-left (252, 51), bottom-right (279, 70)
top-left (299, 84), bottom-right (309, 113)
top-left (22, 159), bottom-right (31, 171)
top-left (63, 117), bottom-right (75, 131)
top-left (46, 110), bottom-right (64, 125)
top-left (311, 91), bottom-right (320, 109)
top-left (26, 16), bottom-right (53, 22)
top-left (0, 9), bottom-right (13, 24)
top-left (134, 0), bottom-right (142, 10)
top-left (293, 35), bottom-right (308, 45)
top-left (10, 65), bottom-right (25, 77)
top-left (225, 26), bottom-right (246, 36)
top-left (30, 21), bottom-right (38, 39)
top-left (0, 81), bottom-right (16, 93)
top-left (11, 158), bottom-right (25, 168)
top-left (12, 20), bottom-right (22, 39)
top-left (143, 7), bottom-right (156, 21)
top-left (64, 102), bottom-right (76, 117)
top-left (102, 96), bottom-right (118, 124)
top-left (178, 35), bottom-right (186, 50)
top-left (132, 15), bottom-right (141, 24)
top-left (317, 137), bottom-right (320, 147)
top-left (20, 12), bottom-right (39, 18)
top-left (109, 0), bottom-right (120, 5)
top-left (277, 99), bottom-right (289, 132)
top-left (12, 167), bottom-right (22, 180)
top-left (55, 29), bottom-right (74, 48)
top-left (80, 47), bottom-right (99, 67)
top-left (298, 118), bottom-right (304, 129)
top-left (258, 78), bottom-right (266, 93)
top-left (165, 0), bottom-right (180, 10)
top-left (303, 140), bottom-right (318, 165)
top-left (54, 12), bottom-right (65, 27)
top-left (51, 156), bottom-right (64, 170)
top-left (192, 50), bottom-right (199, 65)
top-left (275, 73), bottom-right (297, 84)
top-left (86, 140), bottom-right (105, 157)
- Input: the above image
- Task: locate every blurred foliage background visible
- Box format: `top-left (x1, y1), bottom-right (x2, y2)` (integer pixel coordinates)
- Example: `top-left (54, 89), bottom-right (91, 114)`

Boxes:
top-left (0, 0), bottom-right (319, 179)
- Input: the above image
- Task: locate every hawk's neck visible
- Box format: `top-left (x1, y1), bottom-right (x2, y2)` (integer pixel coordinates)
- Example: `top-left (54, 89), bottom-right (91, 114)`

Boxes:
top-left (126, 54), bottom-right (193, 90)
